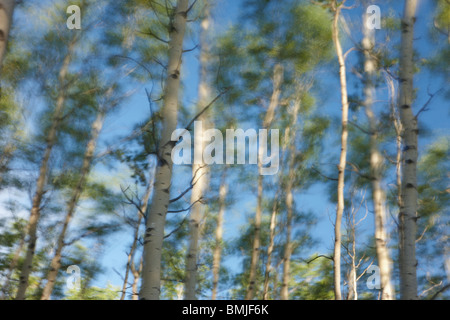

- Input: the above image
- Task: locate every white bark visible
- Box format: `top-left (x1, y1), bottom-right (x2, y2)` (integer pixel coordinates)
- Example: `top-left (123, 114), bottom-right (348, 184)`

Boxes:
top-left (280, 96), bottom-right (300, 300)
top-left (15, 41), bottom-right (75, 300)
top-left (362, 10), bottom-right (395, 300)
top-left (211, 171), bottom-right (228, 300)
top-left (184, 3), bottom-right (212, 300)
top-left (331, 2), bottom-right (350, 300)
top-left (139, 0), bottom-right (189, 300)
top-left (0, 0), bottom-right (15, 74)
top-left (245, 63), bottom-right (283, 300)
top-left (40, 110), bottom-right (105, 300)
top-left (398, 0), bottom-right (419, 300)
top-left (120, 175), bottom-right (154, 300)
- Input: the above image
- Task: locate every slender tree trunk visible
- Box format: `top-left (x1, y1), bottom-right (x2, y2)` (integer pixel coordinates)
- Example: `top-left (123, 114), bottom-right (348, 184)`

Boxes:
top-left (15, 41), bottom-right (75, 300)
top-left (0, 0), bottom-right (15, 74)
top-left (262, 186), bottom-right (280, 300)
top-left (245, 63), bottom-right (283, 300)
top-left (120, 174), bottom-right (154, 300)
top-left (40, 110), bottom-right (105, 300)
top-left (131, 255), bottom-right (143, 300)
top-left (211, 170), bottom-right (228, 300)
top-left (331, 2), bottom-right (350, 301)
top-left (362, 11), bottom-right (395, 300)
top-left (139, 0), bottom-right (189, 300)
top-left (184, 3), bottom-right (212, 299)
top-left (346, 237), bottom-right (357, 300)
top-left (280, 95), bottom-right (300, 300)
top-left (398, 0), bottom-right (419, 300)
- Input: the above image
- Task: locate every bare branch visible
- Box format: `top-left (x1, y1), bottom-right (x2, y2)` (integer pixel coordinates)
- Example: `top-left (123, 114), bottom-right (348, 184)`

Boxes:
top-left (137, 30), bottom-right (169, 44)
top-left (429, 283), bottom-right (450, 300)
top-left (167, 197), bottom-right (204, 213)
top-left (415, 88), bottom-right (443, 119)
top-left (306, 254), bottom-right (334, 264)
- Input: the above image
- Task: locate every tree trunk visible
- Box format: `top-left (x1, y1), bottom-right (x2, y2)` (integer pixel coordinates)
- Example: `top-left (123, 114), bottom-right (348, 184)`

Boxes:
top-left (40, 110), bottom-right (105, 300)
top-left (120, 173), bottom-right (154, 300)
top-left (398, 0), bottom-right (419, 300)
top-left (331, 2), bottom-right (350, 301)
top-left (0, 0), bottom-right (15, 74)
top-left (211, 170), bottom-right (228, 300)
top-left (362, 10), bottom-right (395, 300)
top-left (139, 0), bottom-right (189, 300)
top-left (280, 95), bottom-right (300, 300)
top-left (245, 63), bottom-right (283, 300)
top-left (131, 255), bottom-right (143, 300)
top-left (184, 3), bottom-right (212, 300)
top-left (15, 41), bottom-right (75, 300)
top-left (262, 186), bottom-right (280, 300)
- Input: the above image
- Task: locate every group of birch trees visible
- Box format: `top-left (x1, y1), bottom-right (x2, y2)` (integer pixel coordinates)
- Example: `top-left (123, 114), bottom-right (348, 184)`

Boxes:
top-left (0, 0), bottom-right (448, 300)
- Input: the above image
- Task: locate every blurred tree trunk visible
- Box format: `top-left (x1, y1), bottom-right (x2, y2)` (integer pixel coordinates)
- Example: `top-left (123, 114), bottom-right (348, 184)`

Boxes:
top-left (131, 255), bottom-right (143, 300)
top-left (280, 95), bottom-right (300, 300)
top-left (331, 0), bottom-right (350, 301)
top-left (40, 110), bottom-right (105, 300)
top-left (139, 0), bottom-right (189, 300)
top-left (245, 63), bottom-right (283, 300)
top-left (362, 9), bottom-right (395, 300)
top-left (184, 3), bottom-right (212, 300)
top-left (15, 40), bottom-right (75, 300)
top-left (211, 170), bottom-right (228, 300)
top-left (398, 0), bottom-right (419, 300)
top-left (120, 174), bottom-right (154, 300)
top-left (0, 0), bottom-right (15, 74)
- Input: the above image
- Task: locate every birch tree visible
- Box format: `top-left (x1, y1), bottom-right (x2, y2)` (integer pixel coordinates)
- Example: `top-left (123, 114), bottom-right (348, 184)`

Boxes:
top-left (15, 36), bottom-right (77, 300)
top-left (246, 63), bottom-right (283, 300)
top-left (362, 8), bottom-right (395, 300)
top-left (139, 0), bottom-right (190, 300)
top-left (211, 171), bottom-right (228, 300)
top-left (397, 0), bottom-right (419, 300)
top-left (184, 2), bottom-right (212, 300)
top-left (329, 0), bottom-right (351, 300)
top-left (40, 97), bottom-right (110, 300)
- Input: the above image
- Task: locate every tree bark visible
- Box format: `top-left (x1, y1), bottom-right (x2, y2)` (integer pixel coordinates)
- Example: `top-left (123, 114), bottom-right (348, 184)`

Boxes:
top-left (139, 0), bottom-right (189, 300)
top-left (263, 185), bottom-right (280, 300)
top-left (211, 170), bottom-right (228, 300)
top-left (40, 110), bottom-right (105, 300)
top-left (184, 3), bottom-right (212, 300)
top-left (398, 0), bottom-right (419, 300)
top-left (15, 41), bottom-right (75, 300)
top-left (120, 173), bottom-right (154, 300)
top-left (331, 1), bottom-right (350, 300)
top-left (280, 95), bottom-right (301, 300)
top-left (0, 0), bottom-right (15, 75)
top-left (131, 255), bottom-right (143, 300)
top-left (362, 10), bottom-right (395, 300)
top-left (245, 63), bottom-right (283, 300)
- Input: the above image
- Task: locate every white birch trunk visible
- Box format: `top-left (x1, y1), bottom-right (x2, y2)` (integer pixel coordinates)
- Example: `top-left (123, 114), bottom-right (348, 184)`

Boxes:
top-left (139, 0), bottom-right (189, 300)
top-left (398, 0), bottom-right (419, 300)
top-left (15, 41), bottom-right (75, 300)
top-left (40, 111), bottom-right (105, 300)
top-left (184, 3), bottom-right (212, 299)
top-left (120, 175), bottom-right (154, 300)
top-left (362, 11), bottom-right (395, 300)
top-left (331, 3), bottom-right (350, 300)
top-left (245, 63), bottom-right (283, 300)
top-left (280, 96), bottom-right (300, 300)
top-left (211, 172), bottom-right (228, 300)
